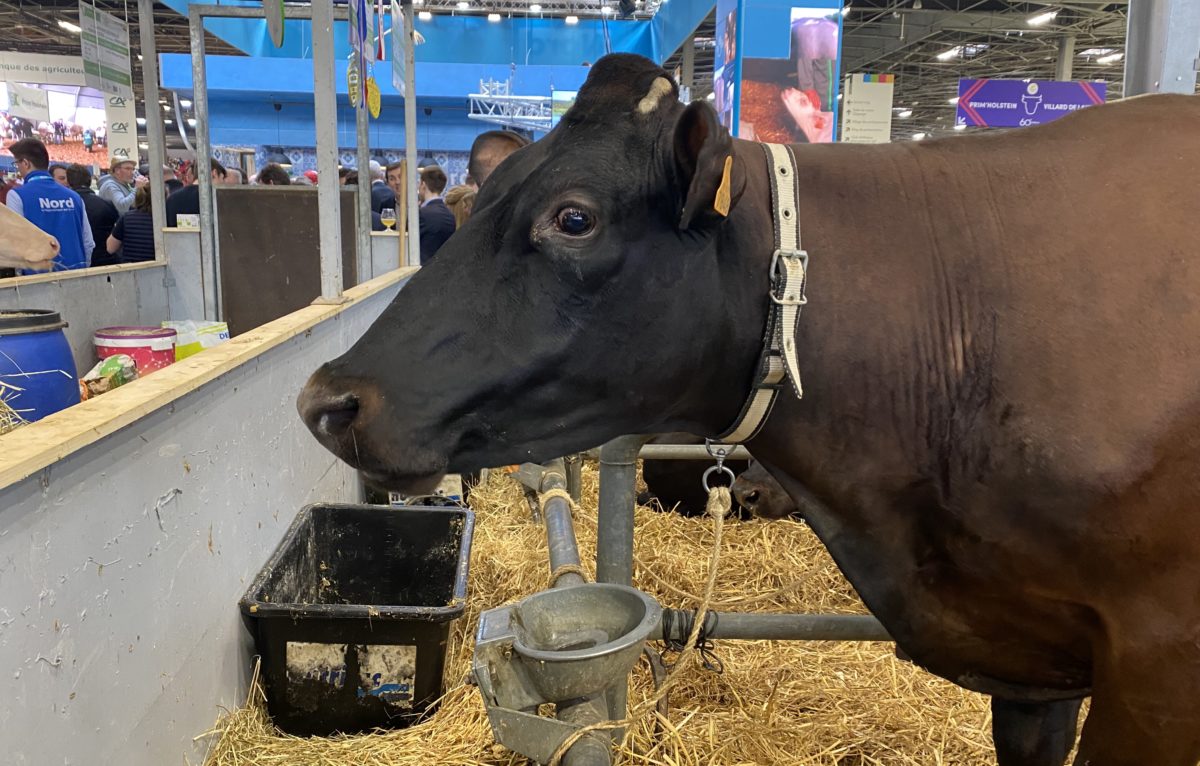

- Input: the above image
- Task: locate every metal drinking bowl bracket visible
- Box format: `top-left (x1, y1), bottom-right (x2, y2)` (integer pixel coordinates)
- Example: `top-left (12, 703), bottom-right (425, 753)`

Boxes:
top-left (473, 583), bottom-right (662, 762)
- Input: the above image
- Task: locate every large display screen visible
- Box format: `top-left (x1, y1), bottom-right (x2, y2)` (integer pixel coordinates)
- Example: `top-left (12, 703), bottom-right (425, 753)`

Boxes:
top-left (0, 82), bottom-right (110, 167)
top-left (716, 0), bottom-right (844, 143)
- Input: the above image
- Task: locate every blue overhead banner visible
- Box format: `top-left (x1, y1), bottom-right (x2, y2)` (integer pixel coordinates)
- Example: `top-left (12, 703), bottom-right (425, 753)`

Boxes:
top-left (956, 79), bottom-right (1106, 128)
top-left (715, 0), bottom-right (843, 143)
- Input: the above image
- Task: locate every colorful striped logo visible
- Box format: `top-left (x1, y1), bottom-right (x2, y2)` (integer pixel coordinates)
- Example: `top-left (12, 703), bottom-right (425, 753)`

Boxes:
top-left (862, 74), bottom-right (895, 84)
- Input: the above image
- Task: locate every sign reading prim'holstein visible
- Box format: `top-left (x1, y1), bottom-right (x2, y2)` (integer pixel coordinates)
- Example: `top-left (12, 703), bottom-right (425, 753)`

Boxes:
top-left (956, 79), bottom-right (1106, 129)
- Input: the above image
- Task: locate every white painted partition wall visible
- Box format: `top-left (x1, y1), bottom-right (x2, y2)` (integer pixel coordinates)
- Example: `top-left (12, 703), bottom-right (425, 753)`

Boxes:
top-left (0, 269), bottom-right (413, 766)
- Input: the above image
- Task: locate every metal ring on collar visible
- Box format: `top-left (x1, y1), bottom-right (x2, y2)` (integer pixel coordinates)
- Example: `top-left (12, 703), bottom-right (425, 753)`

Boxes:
top-left (702, 464), bottom-right (737, 493)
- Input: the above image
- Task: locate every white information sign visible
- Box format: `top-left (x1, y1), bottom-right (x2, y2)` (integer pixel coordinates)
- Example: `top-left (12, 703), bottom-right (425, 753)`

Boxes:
top-left (79, 1), bottom-right (133, 99)
top-left (840, 73), bottom-right (895, 144)
top-left (5, 81), bottom-right (50, 122)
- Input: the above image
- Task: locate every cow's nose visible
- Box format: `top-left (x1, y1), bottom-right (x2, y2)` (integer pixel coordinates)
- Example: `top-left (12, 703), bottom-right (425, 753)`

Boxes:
top-left (298, 380), bottom-right (361, 441)
top-left (732, 483), bottom-right (759, 510)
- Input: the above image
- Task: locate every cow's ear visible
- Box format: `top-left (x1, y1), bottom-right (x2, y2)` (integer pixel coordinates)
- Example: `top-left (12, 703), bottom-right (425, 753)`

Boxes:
top-left (673, 100), bottom-right (743, 231)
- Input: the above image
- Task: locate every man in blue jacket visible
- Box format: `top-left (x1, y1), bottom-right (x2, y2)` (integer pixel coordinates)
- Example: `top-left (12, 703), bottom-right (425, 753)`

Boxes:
top-left (5, 138), bottom-right (93, 273)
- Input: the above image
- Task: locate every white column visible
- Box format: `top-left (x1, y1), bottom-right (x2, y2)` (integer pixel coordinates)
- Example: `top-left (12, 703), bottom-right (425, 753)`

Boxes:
top-left (312, 0), bottom-right (344, 300)
top-left (402, 0), bottom-right (420, 268)
top-left (1124, 0), bottom-right (1200, 96)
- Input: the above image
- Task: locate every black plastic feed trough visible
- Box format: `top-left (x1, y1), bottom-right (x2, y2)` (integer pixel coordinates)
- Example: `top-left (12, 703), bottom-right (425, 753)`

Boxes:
top-left (240, 503), bottom-right (474, 737)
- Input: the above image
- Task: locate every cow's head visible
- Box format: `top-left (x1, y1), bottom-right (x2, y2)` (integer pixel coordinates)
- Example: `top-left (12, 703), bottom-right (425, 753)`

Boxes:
top-left (299, 54), bottom-right (770, 492)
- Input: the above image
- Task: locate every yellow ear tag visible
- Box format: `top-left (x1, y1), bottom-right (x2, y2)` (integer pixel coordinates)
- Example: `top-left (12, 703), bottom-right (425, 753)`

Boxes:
top-left (713, 155), bottom-right (733, 217)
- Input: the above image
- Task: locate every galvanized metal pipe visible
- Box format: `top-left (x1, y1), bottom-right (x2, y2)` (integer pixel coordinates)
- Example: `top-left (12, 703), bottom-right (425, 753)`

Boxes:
top-left (355, 96), bottom-right (372, 283)
top-left (596, 435), bottom-right (647, 728)
top-left (1124, 0), bottom-right (1200, 96)
top-left (187, 6), bottom-right (218, 319)
top-left (401, 0), bottom-right (421, 268)
top-left (564, 453), bottom-right (583, 504)
top-left (541, 459), bottom-right (586, 589)
top-left (637, 444), bottom-right (752, 461)
top-left (137, 0), bottom-right (167, 264)
top-left (661, 610), bottom-right (891, 643)
top-left (536, 459), bottom-right (610, 766)
top-left (311, 0), bottom-right (343, 300)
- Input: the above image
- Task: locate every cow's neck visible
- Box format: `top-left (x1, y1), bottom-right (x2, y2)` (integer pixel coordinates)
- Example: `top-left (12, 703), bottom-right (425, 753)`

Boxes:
top-left (725, 138), bottom-right (1029, 680)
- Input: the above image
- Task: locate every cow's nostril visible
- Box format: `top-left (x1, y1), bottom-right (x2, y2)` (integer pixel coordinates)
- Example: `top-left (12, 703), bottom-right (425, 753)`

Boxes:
top-left (318, 395), bottom-right (359, 438)
top-left (745, 490), bottom-right (760, 505)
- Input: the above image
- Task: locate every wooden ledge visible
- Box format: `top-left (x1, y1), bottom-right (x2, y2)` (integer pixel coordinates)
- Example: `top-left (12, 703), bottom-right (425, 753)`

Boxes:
top-left (0, 260), bottom-right (164, 289)
top-left (0, 267), bottom-right (416, 490)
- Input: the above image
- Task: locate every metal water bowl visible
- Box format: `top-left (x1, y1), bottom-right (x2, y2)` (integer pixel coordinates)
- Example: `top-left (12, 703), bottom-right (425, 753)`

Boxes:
top-left (509, 583), bottom-right (661, 702)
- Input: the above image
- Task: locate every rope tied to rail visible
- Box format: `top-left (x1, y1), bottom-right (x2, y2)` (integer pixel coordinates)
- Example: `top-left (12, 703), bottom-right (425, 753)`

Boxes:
top-left (546, 485), bottom-right (733, 766)
top-left (538, 487), bottom-right (578, 513)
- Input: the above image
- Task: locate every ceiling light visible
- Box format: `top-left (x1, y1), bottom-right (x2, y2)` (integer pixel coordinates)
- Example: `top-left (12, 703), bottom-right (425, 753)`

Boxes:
top-left (136, 117), bottom-right (146, 125)
top-left (935, 46), bottom-right (961, 61)
top-left (487, 12), bottom-right (501, 21)
top-left (180, 99), bottom-right (192, 108)
top-left (1027, 10), bottom-right (1058, 26)
top-left (137, 54), bottom-right (143, 61)
top-left (912, 132), bottom-right (927, 141)
top-left (565, 14), bottom-right (579, 23)
top-left (456, 1), bottom-right (469, 8)
top-left (706, 92), bottom-right (715, 101)
top-left (953, 124), bottom-right (966, 131)
top-left (528, 3), bottom-right (542, 10)
top-left (413, 0), bottom-right (423, 4)
top-left (912, 0), bottom-right (922, 8)
top-left (161, 104), bottom-right (171, 111)
top-left (187, 118), bottom-right (196, 127)
top-left (948, 96), bottom-right (959, 105)
top-left (1097, 52), bottom-right (1123, 65)
top-left (841, 4), bottom-right (850, 15)
top-left (1079, 47), bottom-right (1115, 57)
top-left (164, 118), bottom-right (173, 125)
top-left (138, 142), bottom-right (148, 149)
top-left (57, 19), bottom-right (81, 33)
top-left (601, 5), bottom-right (614, 13)
top-left (418, 10), bottom-right (432, 19)
top-left (898, 109), bottom-right (913, 118)
top-left (837, 93), bottom-right (843, 100)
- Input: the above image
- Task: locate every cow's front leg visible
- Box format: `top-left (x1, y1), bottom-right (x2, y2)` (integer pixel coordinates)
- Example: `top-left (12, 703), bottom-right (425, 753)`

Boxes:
top-left (1073, 641), bottom-right (1200, 766)
top-left (991, 697), bottom-right (1081, 766)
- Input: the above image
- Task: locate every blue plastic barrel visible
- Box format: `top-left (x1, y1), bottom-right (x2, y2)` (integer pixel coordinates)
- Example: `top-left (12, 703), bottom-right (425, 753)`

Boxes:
top-left (0, 310), bottom-right (80, 424)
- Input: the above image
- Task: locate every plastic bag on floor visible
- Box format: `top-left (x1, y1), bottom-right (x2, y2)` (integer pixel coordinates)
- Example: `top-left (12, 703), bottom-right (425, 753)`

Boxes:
top-left (162, 320), bottom-right (230, 361)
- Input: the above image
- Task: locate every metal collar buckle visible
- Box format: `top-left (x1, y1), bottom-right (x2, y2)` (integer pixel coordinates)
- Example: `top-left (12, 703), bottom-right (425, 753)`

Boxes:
top-left (769, 248), bottom-right (809, 306)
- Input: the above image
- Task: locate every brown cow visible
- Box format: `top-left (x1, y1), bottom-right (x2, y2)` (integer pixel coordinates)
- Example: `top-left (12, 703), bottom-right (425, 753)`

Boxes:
top-left (300, 55), bottom-right (1200, 765)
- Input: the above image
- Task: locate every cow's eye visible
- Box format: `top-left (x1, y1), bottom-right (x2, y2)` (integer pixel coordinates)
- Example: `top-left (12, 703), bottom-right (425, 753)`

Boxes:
top-left (555, 207), bottom-right (594, 237)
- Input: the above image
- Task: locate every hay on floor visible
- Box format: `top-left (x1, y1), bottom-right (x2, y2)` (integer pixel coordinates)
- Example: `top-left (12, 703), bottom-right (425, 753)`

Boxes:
top-left (200, 463), bottom-right (999, 765)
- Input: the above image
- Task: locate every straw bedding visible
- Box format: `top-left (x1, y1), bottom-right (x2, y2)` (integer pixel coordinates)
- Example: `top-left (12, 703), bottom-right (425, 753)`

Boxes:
top-left (200, 463), bottom-right (1001, 765)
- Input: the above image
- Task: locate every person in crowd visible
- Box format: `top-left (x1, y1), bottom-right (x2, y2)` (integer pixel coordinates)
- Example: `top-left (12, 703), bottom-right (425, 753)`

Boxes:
top-left (257, 163), bottom-right (291, 186)
top-left (338, 167), bottom-right (352, 185)
top-left (342, 170), bottom-right (359, 187)
top-left (385, 161), bottom-right (405, 201)
top-left (417, 164), bottom-right (455, 264)
top-left (5, 138), bottom-right (92, 272)
top-left (467, 130), bottom-right (530, 189)
top-left (163, 165), bottom-right (184, 196)
top-left (292, 175), bottom-right (312, 186)
top-left (166, 158), bottom-right (228, 227)
top-left (225, 168), bottom-right (245, 185)
top-left (99, 157), bottom-right (145, 213)
top-left (443, 185), bottom-right (476, 229)
top-left (50, 164), bottom-right (69, 186)
top-left (106, 185), bottom-right (155, 263)
top-left (82, 128), bottom-right (94, 154)
top-left (67, 164), bottom-right (120, 267)
top-left (303, 170), bottom-right (318, 184)
top-left (368, 160), bottom-right (395, 213)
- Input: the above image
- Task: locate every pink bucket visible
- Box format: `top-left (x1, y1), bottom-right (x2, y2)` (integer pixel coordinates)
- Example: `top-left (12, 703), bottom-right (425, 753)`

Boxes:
top-left (94, 326), bottom-right (178, 375)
